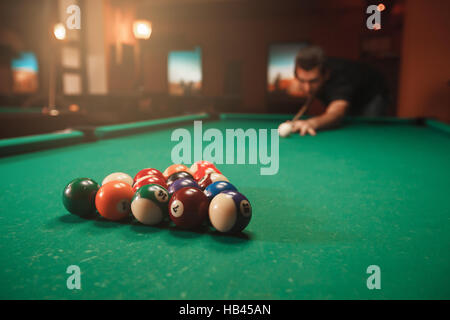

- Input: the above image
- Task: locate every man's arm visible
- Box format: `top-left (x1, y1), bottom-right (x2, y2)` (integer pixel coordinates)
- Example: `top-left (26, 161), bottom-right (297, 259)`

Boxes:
top-left (291, 99), bottom-right (349, 136)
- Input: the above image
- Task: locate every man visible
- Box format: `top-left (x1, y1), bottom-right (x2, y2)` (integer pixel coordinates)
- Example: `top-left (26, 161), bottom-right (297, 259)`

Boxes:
top-left (282, 45), bottom-right (389, 136)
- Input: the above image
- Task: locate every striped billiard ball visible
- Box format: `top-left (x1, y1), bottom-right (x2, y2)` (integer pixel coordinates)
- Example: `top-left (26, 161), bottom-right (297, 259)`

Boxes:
top-left (193, 164), bottom-right (221, 181)
top-left (134, 168), bottom-right (164, 184)
top-left (131, 184), bottom-right (170, 225)
top-left (198, 172), bottom-right (229, 190)
top-left (208, 190), bottom-right (252, 233)
top-left (133, 175), bottom-right (168, 193)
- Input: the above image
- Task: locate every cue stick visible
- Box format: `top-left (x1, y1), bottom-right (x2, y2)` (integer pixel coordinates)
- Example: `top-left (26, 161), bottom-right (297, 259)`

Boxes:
top-left (291, 93), bottom-right (315, 122)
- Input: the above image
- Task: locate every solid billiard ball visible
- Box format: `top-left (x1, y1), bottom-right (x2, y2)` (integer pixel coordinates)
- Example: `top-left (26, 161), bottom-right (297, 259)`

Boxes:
top-left (168, 187), bottom-right (209, 229)
top-left (208, 190), bottom-right (252, 233)
top-left (193, 165), bottom-right (221, 181)
top-left (95, 181), bottom-right (134, 221)
top-left (198, 172), bottom-right (229, 189)
top-left (166, 171), bottom-right (194, 186)
top-left (102, 172), bottom-right (133, 186)
top-left (167, 178), bottom-right (200, 196)
top-left (163, 164), bottom-right (191, 179)
top-left (62, 177), bottom-right (100, 217)
top-left (133, 175), bottom-right (168, 193)
top-left (131, 184), bottom-right (170, 225)
top-left (204, 181), bottom-right (237, 201)
top-left (134, 168), bottom-right (164, 184)
top-left (278, 122), bottom-right (292, 138)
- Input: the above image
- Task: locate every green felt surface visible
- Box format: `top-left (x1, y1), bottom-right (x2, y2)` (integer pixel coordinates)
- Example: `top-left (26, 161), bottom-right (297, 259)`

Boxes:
top-left (0, 118), bottom-right (449, 299)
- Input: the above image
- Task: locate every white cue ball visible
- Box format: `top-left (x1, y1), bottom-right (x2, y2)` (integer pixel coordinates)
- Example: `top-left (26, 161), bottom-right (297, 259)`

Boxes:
top-left (102, 172), bottom-right (133, 186)
top-left (278, 122), bottom-right (292, 138)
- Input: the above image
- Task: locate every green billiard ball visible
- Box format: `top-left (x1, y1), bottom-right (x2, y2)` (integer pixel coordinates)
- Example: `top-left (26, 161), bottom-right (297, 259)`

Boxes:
top-left (62, 178), bottom-right (100, 217)
top-left (131, 184), bottom-right (170, 225)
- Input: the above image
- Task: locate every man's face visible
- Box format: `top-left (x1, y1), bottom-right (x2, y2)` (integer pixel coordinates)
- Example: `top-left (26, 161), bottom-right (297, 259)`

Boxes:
top-left (295, 67), bottom-right (325, 97)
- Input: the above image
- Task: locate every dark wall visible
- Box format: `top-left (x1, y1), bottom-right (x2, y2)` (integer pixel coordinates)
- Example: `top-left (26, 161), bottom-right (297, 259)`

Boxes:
top-left (0, 0), bottom-right (56, 98)
top-left (129, 0), bottom-right (398, 113)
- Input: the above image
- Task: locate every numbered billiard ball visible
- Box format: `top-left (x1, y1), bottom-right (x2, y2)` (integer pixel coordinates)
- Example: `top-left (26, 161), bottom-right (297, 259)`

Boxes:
top-left (95, 181), bottom-right (134, 221)
top-left (198, 172), bottom-right (229, 189)
top-left (204, 181), bottom-right (237, 201)
top-left (166, 171), bottom-right (194, 186)
top-left (168, 187), bottom-right (209, 229)
top-left (102, 172), bottom-right (133, 186)
top-left (131, 184), bottom-right (170, 225)
top-left (209, 190), bottom-right (252, 233)
top-left (193, 164), bottom-right (221, 181)
top-left (163, 164), bottom-right (191, 179)
top-left (190, 160), bottom-right (214, 175)
top-left (133, 175), bottom-right (168, 193)
top-left (168, 178), bottom-right (200, 196)
top-left (134, 168), bottom-right (164, 184)
top-left (62, 177), bottom-right (100, 217)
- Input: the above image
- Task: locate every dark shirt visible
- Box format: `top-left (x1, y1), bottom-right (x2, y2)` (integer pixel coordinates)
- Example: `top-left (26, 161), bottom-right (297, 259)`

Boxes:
top-left (316, 57), bottom-right (388, 115)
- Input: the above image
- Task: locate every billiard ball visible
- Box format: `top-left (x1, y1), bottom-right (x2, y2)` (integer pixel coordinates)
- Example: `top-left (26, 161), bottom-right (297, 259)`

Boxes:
top-left (134, 168), bottom-right (164, 184)
top-left (132, 175), bottom-right (168, 193)
top-left (204, 181), bottom-right (237, 201)
top-left (135, 173), bottom-right (167, 185)
top-left (131, 184), bottom-right (170, 225)
top-left (95, 181), bottom-right (134, 221)
top-left (163, 164), bottom-right (191, 179)
top-left (278, 122), bottom-right (292, 138)
top-left (166, 171), bottom-right (194, 186)
top-left (198, 172), bottom-right (229, 189)
top-left (168, 187), bottom-right (209, 229)
top-left (193, 164), bottom-right (222, 181)
top-left (208, 190), bottom-right (252, 233)
top-left (168, 178), bottom-right (200, 196)
top-left (102, 172), bottom-right (133, 186)
top-left (62, 177), bottom-right (100, 217)
top-left (190, 160), bottom-right (215, 175)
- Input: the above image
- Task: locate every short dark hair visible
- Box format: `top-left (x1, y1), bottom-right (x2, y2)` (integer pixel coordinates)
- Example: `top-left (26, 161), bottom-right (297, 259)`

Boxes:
top-left (294, 45), bottom-right (327, 77)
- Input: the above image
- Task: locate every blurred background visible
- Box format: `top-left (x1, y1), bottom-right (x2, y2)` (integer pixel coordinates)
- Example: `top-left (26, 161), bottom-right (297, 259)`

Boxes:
top-left (0, 0), bottom-right (449, 138)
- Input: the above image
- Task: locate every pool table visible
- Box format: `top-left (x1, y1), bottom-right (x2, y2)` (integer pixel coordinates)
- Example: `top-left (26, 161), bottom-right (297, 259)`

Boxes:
top-left (0, 113), bottom-right (449, 300)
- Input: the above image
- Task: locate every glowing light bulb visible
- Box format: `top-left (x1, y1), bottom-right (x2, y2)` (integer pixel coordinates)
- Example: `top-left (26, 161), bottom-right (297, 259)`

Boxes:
top-left (54, 23), bottom-right (66, 40)
top-left (133, 20), bottom-right (152, 40)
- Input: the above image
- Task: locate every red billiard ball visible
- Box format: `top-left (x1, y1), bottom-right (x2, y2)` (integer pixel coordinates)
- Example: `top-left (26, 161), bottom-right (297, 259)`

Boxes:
top-left (190, 160), bottom-right (214, 175)
top-left (193, 164), bottom-right (221, 181)
top-left (95, 181), bottom-right (134, 221)
top-left (168, 187), bottom-right (209, 229)
top-left (198, 172), bottom-right (229, 189)
top-left (133, 175), bottom-right (168, 193)
top-left (134, 168), bottom-right (164, 184)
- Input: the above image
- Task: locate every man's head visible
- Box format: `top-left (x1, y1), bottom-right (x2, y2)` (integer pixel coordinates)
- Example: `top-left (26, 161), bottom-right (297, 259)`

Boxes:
top-left (294, 45), bottom-right (328, 97)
